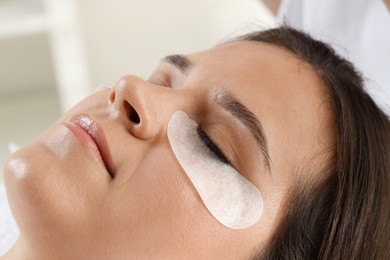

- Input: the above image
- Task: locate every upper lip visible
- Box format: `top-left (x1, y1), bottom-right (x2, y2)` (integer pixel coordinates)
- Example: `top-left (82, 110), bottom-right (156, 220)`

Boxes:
top-left (69, 114), bottom-right (115, 178)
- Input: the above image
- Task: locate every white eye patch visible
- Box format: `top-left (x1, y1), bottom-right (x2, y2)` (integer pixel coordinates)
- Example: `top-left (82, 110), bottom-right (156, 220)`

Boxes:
top-left (167, 111), bottom-right (263, 229)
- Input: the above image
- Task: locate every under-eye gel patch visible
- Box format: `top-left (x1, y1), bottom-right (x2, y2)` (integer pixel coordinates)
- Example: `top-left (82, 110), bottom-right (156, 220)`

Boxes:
top-left (167, 111), bottom-right (263, 229)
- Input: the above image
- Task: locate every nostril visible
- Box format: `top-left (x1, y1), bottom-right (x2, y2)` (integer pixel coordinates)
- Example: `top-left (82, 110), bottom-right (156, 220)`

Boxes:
top-left (130, 110), bottom-right (140, 124)
top-left (124, 102), bottom-right (140, 124)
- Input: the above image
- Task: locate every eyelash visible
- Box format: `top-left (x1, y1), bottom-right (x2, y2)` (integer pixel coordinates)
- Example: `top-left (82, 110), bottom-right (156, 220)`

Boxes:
top-left (153, 75), bottom-right (231, 165)
top-left (196, 126), bottom-right (231, 165)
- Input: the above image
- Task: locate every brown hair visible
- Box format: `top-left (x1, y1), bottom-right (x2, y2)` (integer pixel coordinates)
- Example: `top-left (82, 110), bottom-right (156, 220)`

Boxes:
top-left (237, 27), bottom-right (390, 259)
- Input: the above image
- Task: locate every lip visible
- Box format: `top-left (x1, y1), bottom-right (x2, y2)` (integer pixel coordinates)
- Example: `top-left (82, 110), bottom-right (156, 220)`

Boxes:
top-left (64, 114), bottom-right (114, 179)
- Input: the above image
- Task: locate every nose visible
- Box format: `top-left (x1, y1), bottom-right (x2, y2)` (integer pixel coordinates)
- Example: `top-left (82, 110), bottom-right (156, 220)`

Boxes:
top-left (108, 75), bottom-right (159, 140)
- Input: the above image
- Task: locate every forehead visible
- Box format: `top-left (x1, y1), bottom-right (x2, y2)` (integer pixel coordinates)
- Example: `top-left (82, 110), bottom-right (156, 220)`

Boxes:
top-left (187, 41), bottom-right (322, 97)
top-left (187, 41), bottom-right (332, 177)
top-left (187, 41), bottom-right (328, 120)
top-left (188, 40), bottom-right (313, 84)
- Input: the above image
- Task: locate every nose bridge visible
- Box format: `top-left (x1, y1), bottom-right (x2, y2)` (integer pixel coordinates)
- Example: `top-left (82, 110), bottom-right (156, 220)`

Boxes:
top-left (109, 74), bottom-right (191, 140)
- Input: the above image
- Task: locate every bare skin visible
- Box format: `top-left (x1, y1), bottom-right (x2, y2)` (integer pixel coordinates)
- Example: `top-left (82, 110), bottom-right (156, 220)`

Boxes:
top-left (2, 41), bottom-right (333, 259)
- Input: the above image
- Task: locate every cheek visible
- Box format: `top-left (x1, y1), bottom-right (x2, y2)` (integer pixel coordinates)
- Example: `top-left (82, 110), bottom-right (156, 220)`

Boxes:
top-left (100, 147), bottom-right (206, 255)
top-left (99, 140), bottom-right (282, 257)
top-left (106, 146), bottom-right (263, 258)
top-left (108, 146), bottom-right (199, 232)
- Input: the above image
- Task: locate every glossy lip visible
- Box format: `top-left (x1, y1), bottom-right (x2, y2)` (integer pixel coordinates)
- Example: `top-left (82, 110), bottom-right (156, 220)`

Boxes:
top-left (64, 114), bottom-right (115, 179)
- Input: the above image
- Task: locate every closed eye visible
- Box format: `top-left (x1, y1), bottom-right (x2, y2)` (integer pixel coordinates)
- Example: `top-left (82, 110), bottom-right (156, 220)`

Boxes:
top-left (196, 126), bottom-right (231, 165)
top-left (151, 75), bottom-right (171, 88)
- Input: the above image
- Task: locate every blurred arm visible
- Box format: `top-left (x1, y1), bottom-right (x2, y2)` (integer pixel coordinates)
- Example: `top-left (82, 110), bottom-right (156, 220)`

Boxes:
top-left (384, 0), bottom-right (390, 12)
top-left (261, 0), bottom-right (281, 16)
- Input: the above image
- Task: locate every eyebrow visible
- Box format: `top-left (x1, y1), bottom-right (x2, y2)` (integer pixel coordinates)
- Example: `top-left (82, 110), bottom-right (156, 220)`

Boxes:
top-left (213, 89), bottom-right (272, 173)
top-left (162, 54), bottom-right (192, 75)
top-left (162, 54), bottom-right (272, 172)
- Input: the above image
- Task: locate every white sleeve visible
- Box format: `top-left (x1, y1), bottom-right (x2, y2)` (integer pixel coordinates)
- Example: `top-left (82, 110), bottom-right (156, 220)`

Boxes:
top-left (0, 183), bottom-right (19, 256)
top-left (277, 0), bottom-right (304, 27)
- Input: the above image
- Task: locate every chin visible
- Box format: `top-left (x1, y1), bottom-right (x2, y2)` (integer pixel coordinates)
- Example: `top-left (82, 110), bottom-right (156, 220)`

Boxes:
top-left (4, 141), bottom-right (83, 248)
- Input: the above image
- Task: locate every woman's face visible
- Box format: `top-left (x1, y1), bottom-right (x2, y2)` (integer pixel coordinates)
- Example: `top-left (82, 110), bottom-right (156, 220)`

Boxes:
top-left (4, 41), bottom-right (333, 259)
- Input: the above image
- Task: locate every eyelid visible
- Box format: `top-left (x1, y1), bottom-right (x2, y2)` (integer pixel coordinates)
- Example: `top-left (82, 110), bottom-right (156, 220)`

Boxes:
top-left (156, 75), bottom-right (171, 88)
top-left (196, 126), bottom-right (233, 166)
top-left (148, 74), bottom-right (171, 88)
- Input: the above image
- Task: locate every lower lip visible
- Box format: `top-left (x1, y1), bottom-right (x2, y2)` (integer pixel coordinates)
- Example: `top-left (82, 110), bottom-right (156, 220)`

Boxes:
top-left (63, 122), bottom-right (106, 168)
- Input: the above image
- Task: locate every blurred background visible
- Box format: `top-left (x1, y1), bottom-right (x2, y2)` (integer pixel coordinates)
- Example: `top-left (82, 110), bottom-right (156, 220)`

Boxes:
top-left (0, 0), bottom-right (275, 181)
